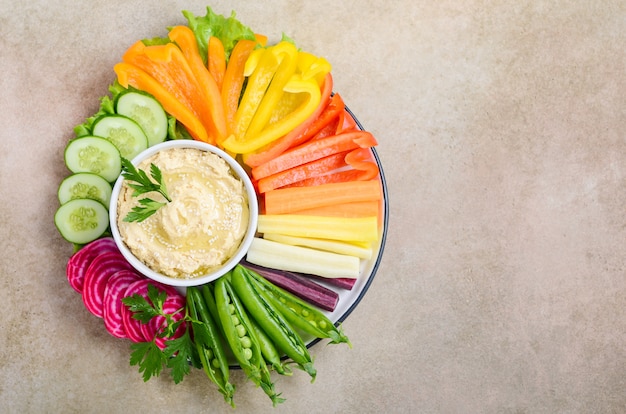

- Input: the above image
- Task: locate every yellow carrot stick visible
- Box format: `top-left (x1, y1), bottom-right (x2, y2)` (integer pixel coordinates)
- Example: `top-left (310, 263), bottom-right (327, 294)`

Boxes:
top-left (257, 214), bottom-right (378, 242)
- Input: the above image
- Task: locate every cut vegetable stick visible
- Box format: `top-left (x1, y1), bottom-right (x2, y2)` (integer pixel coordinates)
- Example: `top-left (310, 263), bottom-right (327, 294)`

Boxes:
top-left (256, 150), bottom-right (350, 193)
top-left (207, 36), bottom-right (226, 90)
top-left (251, 130), bottom-right (377, 181)
top-left (221, 39), bottom-right (257, 138)
top-left (290, 200), bottom-right (380, 218)
top-left (168, 26), bottom-right (227, 145)
top-left (263, 233), bottom-right (373, 259)
top-left (242, 73), bottom-right (335, 168)
top-left (246, 237), bottom-right (360, 279)
top-left (114, 62), bottom-right (210, 143)
top-left (257, 214), bottom-right (378, 242)
top-left (240, 260), bottom-right (339, 311)
top-left (263, 179), bottom-right (382, 215)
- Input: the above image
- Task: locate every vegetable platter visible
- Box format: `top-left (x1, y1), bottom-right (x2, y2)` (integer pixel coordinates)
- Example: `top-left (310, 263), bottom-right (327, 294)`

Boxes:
top-left (54, 5), bottom-right (388, 408)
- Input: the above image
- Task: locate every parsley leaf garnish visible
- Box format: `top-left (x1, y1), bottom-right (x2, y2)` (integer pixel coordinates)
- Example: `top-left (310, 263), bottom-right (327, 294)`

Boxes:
top-left (122, 285), bottom-right (194, 384)
top-left (120, 157), bottom-right (172, 222)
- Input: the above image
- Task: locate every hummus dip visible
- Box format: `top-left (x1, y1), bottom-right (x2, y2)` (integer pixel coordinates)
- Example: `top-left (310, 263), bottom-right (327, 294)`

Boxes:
top-left (117, 147), bottom-right (250, 279)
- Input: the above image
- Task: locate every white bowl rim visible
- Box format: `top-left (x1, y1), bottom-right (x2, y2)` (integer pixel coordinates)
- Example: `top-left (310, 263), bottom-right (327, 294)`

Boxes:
top-left (109, 140), bottom-right (259, 287)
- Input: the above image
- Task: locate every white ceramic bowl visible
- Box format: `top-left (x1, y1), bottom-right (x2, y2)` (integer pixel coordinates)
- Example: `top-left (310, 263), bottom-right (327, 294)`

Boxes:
top-left (109, 140), bottom-right (258, 288)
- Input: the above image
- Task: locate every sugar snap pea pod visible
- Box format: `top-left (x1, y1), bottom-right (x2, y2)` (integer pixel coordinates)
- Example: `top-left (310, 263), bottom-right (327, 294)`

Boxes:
top-left (187, 287), bottom-right (235, 406)
top-left (214, 275), bottom-right (283, 405)
top-left (200, 284), bottom-right (220, 328)
top-left (243, 265), bottom-right (351, 347)
top-left (231, 265), bottom-right (316, 381)
top-left (249, 314), bottom-right (292, 376)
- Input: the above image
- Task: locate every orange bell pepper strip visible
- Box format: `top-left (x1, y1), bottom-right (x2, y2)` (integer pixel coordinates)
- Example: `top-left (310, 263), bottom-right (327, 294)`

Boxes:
top-left (251, 130), bottom-right (377, 181)
top-left (254, 33), bottom-right (268, 46)
top-left (123, 40), bottom-right (218, 145)
top-left (221, 39), bottom-right (257, 137)
top-left (114, 62), bottom-right (210, 143)
top-left (207, 36), bottom-right (226, 90)
top-left (243, 73), bottom-right (334, 168)
top-left (223, 75), bottom-right (322, 155)
top-left (167, 26), bottom-right (227, 145)
top-left (122, 41), bottom-right (197, 113)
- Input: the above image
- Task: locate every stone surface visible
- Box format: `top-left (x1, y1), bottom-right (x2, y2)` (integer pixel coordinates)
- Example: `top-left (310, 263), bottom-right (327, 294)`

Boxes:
top-left (1, 1), bottom-right (624, 413)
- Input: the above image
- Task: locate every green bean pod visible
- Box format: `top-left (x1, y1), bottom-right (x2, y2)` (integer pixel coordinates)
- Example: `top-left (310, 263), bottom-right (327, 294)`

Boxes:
top-left (187, 286), bottom-right (235, 406)
top-left (243, 265), bottom-right (351, 347)
top-left (214, 275), bottom-right (283, 405)
top-left (231, 265), bottom-right (316, 381)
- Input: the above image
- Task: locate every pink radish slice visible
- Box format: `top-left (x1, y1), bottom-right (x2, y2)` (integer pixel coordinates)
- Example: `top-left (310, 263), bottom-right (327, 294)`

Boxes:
top-left (66, 237), bottom-right (119, 293)
top-left (103, 270), bottom-right (143, 339)
top-left (141, 295), bottom-right (186, 350)
top-left (82, 251), bottom-right (134, 318)
top-left (122, 279), bottom-right (183, 343)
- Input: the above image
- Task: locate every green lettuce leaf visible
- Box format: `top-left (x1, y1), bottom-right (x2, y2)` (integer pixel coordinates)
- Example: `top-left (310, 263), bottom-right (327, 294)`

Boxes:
top-left (182, 6), bottom-right (256, 65)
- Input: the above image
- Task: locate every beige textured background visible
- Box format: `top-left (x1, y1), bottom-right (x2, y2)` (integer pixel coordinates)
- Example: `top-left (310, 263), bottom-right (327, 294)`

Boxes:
top-left (1, 1), bottom-right (624, 413)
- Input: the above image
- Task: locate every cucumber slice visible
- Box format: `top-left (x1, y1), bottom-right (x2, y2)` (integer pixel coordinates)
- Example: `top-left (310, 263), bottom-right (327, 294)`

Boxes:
top-left (92, 114), bottom-right (148, 160)
top-left (115, 91), bottom-right (168, 147)
top-left (58, 172), bottom-right (113, 206)
top-left (64, 136), bottom-right (122, 182)
top-left (55, 198), bottom-right (109, 244)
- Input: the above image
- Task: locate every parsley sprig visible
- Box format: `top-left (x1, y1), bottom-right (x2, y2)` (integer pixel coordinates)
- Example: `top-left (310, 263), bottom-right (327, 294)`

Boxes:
top-left (122, 284), bottom-right (195, 383)
top-left (120, 157), bottom-right (172, 223)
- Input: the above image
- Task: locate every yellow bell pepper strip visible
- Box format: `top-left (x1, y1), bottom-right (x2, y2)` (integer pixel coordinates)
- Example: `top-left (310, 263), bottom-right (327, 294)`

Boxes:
top-left (222, 75), bottom-right (322, 154)
top-left (303, 58), bottom-right (332, 85)
top-left (168, 26), bottom-right (227, 145)
top-left (221, 39), bottom-right (257, 137)
top-left (231, 48), bottom-right (280, 141)
top-left (207, 36), bottom-right (226, 90)
top-left (244, 41), bottom-right (299, 141)
top-left (114, 62), bottom-right (210, 143)
top-left (243, 72), bottom-right (333, 168)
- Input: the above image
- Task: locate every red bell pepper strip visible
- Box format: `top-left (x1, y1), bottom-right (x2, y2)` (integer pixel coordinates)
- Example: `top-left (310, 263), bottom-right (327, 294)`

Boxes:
top-left (286, 148), bottom-right (379, 187)
top-left (256, 150), bottom-right (351, 193)
top-left (251, 130), bottom-right (377, 181)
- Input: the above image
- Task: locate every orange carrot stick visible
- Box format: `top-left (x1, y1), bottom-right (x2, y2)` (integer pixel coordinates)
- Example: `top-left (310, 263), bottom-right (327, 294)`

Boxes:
top-left (290, 200), bottom-right (380, 218)
top-left (114, 62), bottom-right (209, 143)
top-left (251, 130), bottom-right (377, 181)
top-left (207, 36), bottom-right (226, 90)
top-left (264, 180), bottom-right (382, 215)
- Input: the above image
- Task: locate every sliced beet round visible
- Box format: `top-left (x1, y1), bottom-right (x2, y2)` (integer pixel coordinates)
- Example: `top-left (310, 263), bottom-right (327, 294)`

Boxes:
top-left (121, 279), bottom-right (182, 343)
top-left (82, 250), bottom-right (134, 318)
top-left (103, 270), bottom-right (143, 339)
top-left (66, 237), bottom-right (119, 293)
top-left (141, 294), bottom-right (186, 350)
